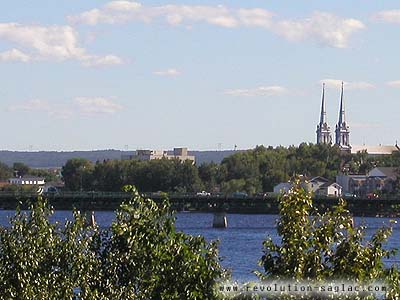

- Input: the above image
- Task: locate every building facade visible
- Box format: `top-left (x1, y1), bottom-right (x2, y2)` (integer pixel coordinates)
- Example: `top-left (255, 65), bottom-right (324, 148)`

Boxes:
top-left (273, 176), bottom-right (342, 197)
top-left (8, 176), bottom-right (45, 185)
top-left (336, 167), bottom-right (398, 196)
top-left (131, 147), bottom-right (195, 163)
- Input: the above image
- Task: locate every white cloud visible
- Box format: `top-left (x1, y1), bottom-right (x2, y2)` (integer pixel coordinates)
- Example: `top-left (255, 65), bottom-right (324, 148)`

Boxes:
top-left (320, 79), bottom-right (375, 90)
top-left (0, 48), bottom-right (31, 62)
top-left (68, 2), bottom-right (238, 28)
top-left (9, 99), bottom-right (51, 112)
top-left (224, 85), bottom-right (287, 97)
top-left (68, 2), bottom-right (364, 48)
top-left (9, 97), bottom-right (123, 118)
top-left (237, 8), bottom-right (273, 28)
top-left (386, 80), bottom-right (400, 88)
top-left (153, 68), bottom-right (181, 76)
top-left (272, 12), bottom-right (365, 48)
top-left (74, 97), bottom-right (123, 114)
top-left (0, 23), bottom-right (123, 66)
top-left (82, 54), bottom-right (124, 67)
top-left (373, 10), bottom-right (400, 24)
top-left (351, 122), bottom-right (382, 129)
top-left (8, 99), bottom-right (73, 119)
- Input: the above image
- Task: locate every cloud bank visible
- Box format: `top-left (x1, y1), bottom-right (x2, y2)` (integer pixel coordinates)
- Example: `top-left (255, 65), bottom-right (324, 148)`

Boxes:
top-left (320, 79), bottom-right (375, 90)
top-left (68, 1), bottom-right (365, 48)
top-left (0, 23), bottom-right (123, 66)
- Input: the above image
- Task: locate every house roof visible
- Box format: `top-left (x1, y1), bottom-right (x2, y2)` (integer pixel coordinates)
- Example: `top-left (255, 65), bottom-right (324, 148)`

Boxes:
top-left (274, 182), bottom-right (292, 188)
top-left (319, 182), bottom-right (342, 189)
top-left (310, 176), bottom-right (330, 183)
top-left (369, 167), bottom-right (398, 179)
top-left (44, 181), bottom-right (64, 187)
top-left (351, 145), bottom-right (398, 155)
top-left (9, 176), bottom-right (45, 181)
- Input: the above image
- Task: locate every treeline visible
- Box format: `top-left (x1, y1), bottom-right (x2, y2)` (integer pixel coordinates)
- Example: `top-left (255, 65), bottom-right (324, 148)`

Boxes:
top-left (61, 143), bottom-right (400, 194)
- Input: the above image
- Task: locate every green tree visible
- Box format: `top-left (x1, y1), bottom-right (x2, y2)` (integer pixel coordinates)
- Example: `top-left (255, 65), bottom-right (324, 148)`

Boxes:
top-left (0, 199), bottom-right (97, 299)
top-left (0, 162), bottom-right (12, 181)
top-left (28, 168), bottom-right (59, 182)
top-left (259, 180), bottom-right (397, 297)
top-left (172, 159), bottom-right (203, 192)
top-left (221, 178), bottom-right (246, 194)
top-left (13, 162), bottom-right (30, 177)
top-left (92, 159), bottom-right (128, 191)
top-left (198, 162), bottom-right (219, 191)
top-left (89, 186), bottom-right (226, 299)
top-left (0, 188), bottom-right (226, 299)
top-left (61, 158), bottom-right (93, 191)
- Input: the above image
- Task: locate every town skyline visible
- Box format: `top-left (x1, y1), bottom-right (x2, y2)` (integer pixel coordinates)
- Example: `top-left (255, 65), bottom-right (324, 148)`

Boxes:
top-left (1, 1), bottom-right (400, 151)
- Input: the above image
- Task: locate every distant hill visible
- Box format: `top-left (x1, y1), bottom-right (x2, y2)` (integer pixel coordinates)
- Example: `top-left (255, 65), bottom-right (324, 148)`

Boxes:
top-left (0, 150), bottom-right (239, 168)
top-left (190, 150), bottom-right (238, 165)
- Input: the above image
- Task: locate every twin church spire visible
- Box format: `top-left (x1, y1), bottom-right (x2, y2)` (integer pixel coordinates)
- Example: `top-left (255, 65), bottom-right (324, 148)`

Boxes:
top-left (316, 82), bottom-right (351, 151)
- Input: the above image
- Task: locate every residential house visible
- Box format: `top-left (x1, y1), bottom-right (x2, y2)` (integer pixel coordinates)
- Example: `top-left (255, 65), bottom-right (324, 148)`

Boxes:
top-left (336, 167), bottom-right (399, 196)
top-left (315, 182), bottom-right (342, 197)
top-left (273, 176), bottom-right (342, 197)
top-left (273, 182), bottom-right (293, 194)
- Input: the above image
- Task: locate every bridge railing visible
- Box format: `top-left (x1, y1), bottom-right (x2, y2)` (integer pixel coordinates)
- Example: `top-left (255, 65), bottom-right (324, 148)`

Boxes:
top-left (0, 191), bottom-right (399, 202)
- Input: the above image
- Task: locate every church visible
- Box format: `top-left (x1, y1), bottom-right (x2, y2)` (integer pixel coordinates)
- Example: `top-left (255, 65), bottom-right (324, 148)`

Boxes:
top-left (316, 82), bottom-right (399, 155)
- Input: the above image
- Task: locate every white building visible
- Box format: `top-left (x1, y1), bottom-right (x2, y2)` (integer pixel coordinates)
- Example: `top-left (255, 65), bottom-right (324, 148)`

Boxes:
top-left (273, 177), bottom-right (342, 197)
top-left (8, 176), bottom-right (45, 185)
top-left (131, 147), bottom-right (195, 163)
top-left (307, 176), bottom-right (330, 193)
top-left (315, 182), bottom-right (342, 197)
top-left (351, 145), bottom-right (399, 156)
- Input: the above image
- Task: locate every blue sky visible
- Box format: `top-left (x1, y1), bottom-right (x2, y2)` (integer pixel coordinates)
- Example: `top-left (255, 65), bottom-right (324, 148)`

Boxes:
top-left (1, 1), bottom-right (400, 151)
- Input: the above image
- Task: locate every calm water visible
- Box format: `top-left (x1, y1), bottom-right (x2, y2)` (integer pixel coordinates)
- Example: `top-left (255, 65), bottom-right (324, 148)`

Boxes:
top-left (0, 211), bottom-right (399, 282)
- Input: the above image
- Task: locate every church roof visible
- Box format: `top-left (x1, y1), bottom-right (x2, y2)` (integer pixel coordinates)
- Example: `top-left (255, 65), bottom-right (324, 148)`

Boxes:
top-left (351, 145), bottom-right (398, 155)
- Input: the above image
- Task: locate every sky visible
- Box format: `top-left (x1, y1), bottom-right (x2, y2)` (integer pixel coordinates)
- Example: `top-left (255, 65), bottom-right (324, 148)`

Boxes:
top-left (1, 0), bottom-right (400, 151)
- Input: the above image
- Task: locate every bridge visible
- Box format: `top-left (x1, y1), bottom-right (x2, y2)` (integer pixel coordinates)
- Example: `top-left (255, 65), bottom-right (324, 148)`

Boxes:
top-left (0, 191), bottom-right (399, 217)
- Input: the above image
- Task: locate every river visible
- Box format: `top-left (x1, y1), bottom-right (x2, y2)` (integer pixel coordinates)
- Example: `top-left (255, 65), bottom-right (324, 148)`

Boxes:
top-left (0, 211), bottom-right (399, 282)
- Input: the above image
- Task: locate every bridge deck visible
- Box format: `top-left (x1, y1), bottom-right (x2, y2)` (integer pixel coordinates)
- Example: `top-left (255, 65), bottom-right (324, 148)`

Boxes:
top-left (0, 191), bottom-right (398, 217)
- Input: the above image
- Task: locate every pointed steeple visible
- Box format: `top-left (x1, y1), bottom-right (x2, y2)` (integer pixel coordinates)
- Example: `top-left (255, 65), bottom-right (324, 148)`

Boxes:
top-left (335, 81), bottom-right (351, 151)
top-left (319, 83), bottom-right (327, 124)
top-left (316, 83), bottom-right (331, 144)
top-left (338, 81), bottom-right (346, 125)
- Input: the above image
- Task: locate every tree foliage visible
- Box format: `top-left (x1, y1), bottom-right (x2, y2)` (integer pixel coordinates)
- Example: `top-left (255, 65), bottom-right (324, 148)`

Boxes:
top-left (0, 188), bottom-right (226, 299)
top-left (61, 158), bottom-right (94, 191)
top-left (0, 162), bottom-right (12, 180)
top-left (258, 180), bottom-right (399, 298)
